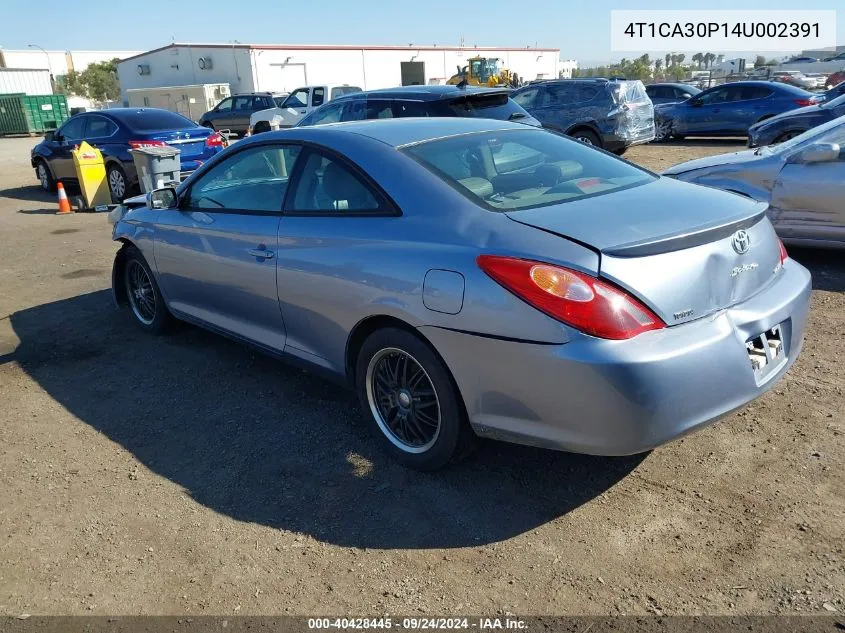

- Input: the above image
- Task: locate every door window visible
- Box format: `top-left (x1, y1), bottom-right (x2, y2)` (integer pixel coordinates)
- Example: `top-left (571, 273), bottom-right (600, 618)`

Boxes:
top-left (59, 116), bottom-right (86, 141)
top-left (341, 100), bottom-right (366, 122)
top-left (283, 89), bottom-right (309, 109)
top-left (696, 87), bottom-right (731, 105)
top-left (303, 102), bottom-right (344, 126)
top-left (393, 100), bottom-right (430, 117)
top-left (312, 87), bottom-right (325, 107)
top-left (86, 116), bottom-right (118, 138)
top-left (512, 88), bottom-right (538, 108)
top-left (741, 86), bottom-right (774, 100)
top-left (233, 96), bottom-right (254, 111)
top-left (187, 144), bottom-right (302, 212)
top-left (366, 99), bottom-right (393, 119)
top-left (289, 151), bottom-right (388, 213)
top-left (215, 98), bottom-right (233, 112)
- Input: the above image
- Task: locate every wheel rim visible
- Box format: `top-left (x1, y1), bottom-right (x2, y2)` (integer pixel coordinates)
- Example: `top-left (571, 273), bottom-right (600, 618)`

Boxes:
top-left (126, 260), bottom-right (156, 325)
top-left (365, 347), bottom-right (441, 453)
top-left (576, 135), bottom-right (594, 146)
top-left (109, 170), bottom-right (125, 199)
top-left (656, 120), bottom-right (672, 141)
top-left (37, 163), bottom-right (49, 190)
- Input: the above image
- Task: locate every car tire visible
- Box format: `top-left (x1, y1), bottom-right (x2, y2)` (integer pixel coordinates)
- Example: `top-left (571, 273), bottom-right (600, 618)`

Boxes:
top-left (122, 246), bottom-right (173, 335)
top-left (252, 121), bottom-right (271, 135)
top-left (107, 164), bottom-right (129, 203)
top-left (570, 129), bottom-right (602, 148)
top-left (672, 135), bottom-right (686, 141)
top-left (355, 328), bottom-right (473, 471)
top-left (611, 147), bottom-right (627, 156)
top-left (35, 159), bottom-right (57, 193)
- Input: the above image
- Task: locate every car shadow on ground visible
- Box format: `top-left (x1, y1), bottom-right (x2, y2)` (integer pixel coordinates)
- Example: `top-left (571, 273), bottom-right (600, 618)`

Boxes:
top-left (3, 290), bottom-right (646, 550)
top-left (0, 185), bottom-right (56, 204)
top-left (658, 138), bottom-right (746, 148)
top-left (790, 247), bottom-right (845, 292)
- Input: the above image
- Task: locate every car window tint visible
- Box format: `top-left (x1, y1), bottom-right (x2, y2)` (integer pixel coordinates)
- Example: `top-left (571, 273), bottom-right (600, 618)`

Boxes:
top-left (544, 84), bottom-right (571, 104)
top-left (305, 102), bottom-right (343, 126)
top-left (187, 145), bottom-right (302, 212)
top-left (742, 86), bottom-right (773, 100)
top-left (366, 99), bottom-right (393, 119)
top-left (572, 85), bottom-right (598, 102)
top-left (122, 110), bottom-right (195, 131)
top-left (233, 96), bottom-right (253, 110)
top-left (312, 88), bottom-right (325, 107)
top-left (697, 88), bottom-right (730, 105)
top-left (290, 151), bottom-right (384, 213)
top-left (215, 98), bottom-right (233, 112)
top-left (283, 89), bottom-right (309, 109)
top-left (341, 100), bottom-right (366, 121)
top-left (512, 88), bottom-right (538, 108)
top-left (86, 117), bottom-right (117, 137)
top-left (393, 100), bottom-right (430, 117)
top-left (59, 116), bottom-right (87, 140)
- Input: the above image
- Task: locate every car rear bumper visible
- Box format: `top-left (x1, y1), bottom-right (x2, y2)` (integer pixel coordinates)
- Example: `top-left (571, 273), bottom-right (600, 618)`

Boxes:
top-left (420, 259), bottom-right (811, 455)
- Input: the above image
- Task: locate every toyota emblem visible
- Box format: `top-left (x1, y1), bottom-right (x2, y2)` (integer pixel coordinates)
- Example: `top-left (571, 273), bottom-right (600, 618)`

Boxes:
top-left (731, 230), bottom-right (751, 254)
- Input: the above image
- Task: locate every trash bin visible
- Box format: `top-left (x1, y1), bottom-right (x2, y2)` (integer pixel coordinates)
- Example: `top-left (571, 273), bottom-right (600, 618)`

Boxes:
top-left (130, 145), bottom-right (181, 194)
top-left (72, 141), bottom-right (111, 208)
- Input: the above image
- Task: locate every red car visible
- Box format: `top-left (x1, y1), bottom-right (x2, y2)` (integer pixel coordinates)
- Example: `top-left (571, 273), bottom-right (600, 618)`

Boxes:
top-left (826, 71), bottom-right (845, 89)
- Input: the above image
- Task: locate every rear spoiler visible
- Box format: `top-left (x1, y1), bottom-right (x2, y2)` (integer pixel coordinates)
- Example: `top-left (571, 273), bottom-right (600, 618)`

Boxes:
top-left (602, 202), bottom-right (768, 257)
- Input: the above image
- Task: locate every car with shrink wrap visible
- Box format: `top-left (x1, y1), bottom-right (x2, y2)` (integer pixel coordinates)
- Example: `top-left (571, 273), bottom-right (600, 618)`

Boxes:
top-left (511, 78), bottom-right (655, 154)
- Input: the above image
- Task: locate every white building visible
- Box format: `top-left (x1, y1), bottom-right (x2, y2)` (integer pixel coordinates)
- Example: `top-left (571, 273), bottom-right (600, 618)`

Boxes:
top-left (0, 49), bottom-right (142, 75)
top-left (116, 43), bottom-right (562, 102)
top-left (557, 59), bottom-right (578, 78)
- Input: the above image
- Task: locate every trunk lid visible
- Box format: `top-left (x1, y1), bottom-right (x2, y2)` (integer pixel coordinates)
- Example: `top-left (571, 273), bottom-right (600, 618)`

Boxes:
top-left (505, 177), bottom-right (782, 325)
top-left (139, 128), bottom-right (212, 158)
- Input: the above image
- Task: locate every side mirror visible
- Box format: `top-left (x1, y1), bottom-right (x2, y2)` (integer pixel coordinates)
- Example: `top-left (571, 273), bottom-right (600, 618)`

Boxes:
top-left (787, 142), bottom-right (841, 164)
top-left (44, 131), bottom-right (55, 142)
top-left (147, 187), bottom-right (179, 210)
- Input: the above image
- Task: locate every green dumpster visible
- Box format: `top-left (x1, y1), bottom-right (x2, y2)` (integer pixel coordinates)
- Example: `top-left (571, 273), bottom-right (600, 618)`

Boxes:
top-left (0, 94), bottom-right (70, 136)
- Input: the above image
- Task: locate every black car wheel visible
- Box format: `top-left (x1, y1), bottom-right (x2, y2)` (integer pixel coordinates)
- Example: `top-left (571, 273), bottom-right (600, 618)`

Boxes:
top-left (570, 129), bottom-right (601, 148)
top-left (107, 164), bottom-right (128, 202)
top-left (356, 328), bottom-right (473, 471)
top-left (121, 246), bottom-right (173, 334)
top-left (252, 121), bottom-right (271, 135)
top-left (35, 159), bottom-right (56, 192)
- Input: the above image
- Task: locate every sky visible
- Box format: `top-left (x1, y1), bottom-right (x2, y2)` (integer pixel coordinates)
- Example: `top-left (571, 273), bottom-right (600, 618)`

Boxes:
top-left (0, 0), bottom-right (842, 66)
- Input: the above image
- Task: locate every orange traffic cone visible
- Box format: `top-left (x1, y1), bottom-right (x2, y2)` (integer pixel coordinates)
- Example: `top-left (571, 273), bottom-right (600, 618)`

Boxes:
top-left (56, 182), bottom-right (72, 215)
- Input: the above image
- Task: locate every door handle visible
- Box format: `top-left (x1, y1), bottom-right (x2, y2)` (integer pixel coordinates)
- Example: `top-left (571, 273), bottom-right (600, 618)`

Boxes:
top-left (300, 109), bottom-right (307, 114)
top-left (247, 246), bottom-right (274, 260)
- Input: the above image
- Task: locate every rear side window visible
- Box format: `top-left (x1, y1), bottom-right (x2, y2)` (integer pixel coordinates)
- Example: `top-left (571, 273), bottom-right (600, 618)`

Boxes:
top-left (512, 88), bottom-right (539, 109)
top-left (393, 100), bottom-right (430, 117)
top-left (741, 86), bottom-right (773, 100)
top-left (312, 88), bottom-right (325, 107)
top-left (289, 151), bottom-right (387, 213)
top-left (439, 92), bottom-right (528, 122)
top-left (233, 96), bottom-right (253, 111)
top-left (86, 117), bottom-right (117, 137)
top-left (59, 116), bottom-right (87, 140)
top-left (215, 98), bottom-right (233, 112)
top-left (366, 99), bottom-right (393, 119)
top-left (572, 85), bottom-right (599, 102)
top-left (121, 110), bottom-right (195, 131)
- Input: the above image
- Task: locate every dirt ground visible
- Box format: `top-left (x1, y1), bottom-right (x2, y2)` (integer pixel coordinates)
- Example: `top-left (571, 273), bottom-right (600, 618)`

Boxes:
top-left (0, 135), bottom-right (842, 617)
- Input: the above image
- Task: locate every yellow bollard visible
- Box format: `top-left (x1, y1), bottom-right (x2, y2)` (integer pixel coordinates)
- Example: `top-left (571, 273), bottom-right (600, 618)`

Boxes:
top-left (72, 141), bottom-right (112, 209)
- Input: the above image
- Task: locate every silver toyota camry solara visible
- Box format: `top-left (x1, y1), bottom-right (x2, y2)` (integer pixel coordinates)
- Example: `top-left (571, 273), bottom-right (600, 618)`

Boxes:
top-left (110, 117), bottom-right (812, 470)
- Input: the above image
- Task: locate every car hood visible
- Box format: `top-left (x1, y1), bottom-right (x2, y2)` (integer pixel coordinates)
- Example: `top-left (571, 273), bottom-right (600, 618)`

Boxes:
top-left (662, 149), bottom-right (762, 176)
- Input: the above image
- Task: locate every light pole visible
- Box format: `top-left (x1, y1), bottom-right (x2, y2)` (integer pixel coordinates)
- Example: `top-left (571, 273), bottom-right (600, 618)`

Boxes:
top-left (28, 43), bottom-right (54, 90)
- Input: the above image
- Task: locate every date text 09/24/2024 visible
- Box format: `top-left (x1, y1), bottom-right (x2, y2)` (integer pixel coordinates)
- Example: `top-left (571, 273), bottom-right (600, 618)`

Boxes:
top-left (307, 617), bottom-right (527, 630)
top-left (623, 22), bottom-right (820, 39)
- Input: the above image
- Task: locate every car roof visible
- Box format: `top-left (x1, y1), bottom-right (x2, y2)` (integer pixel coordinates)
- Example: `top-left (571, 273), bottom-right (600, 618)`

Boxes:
top-left (266, 117), bottom-right (527, 148)
top-left (649, 82), bottom-right (698, 89)
top-left (332, 85), bottom-right (510, 102)
top-left (92, 108), bottom-right (189, 122)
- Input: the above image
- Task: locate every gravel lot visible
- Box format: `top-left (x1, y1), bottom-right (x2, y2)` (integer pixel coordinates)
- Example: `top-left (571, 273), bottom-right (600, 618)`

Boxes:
top-left (0, 135), bottom-right (842, 617)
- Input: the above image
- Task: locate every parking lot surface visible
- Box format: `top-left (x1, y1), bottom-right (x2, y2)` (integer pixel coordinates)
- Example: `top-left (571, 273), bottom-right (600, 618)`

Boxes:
top-left (0, 136), bottom-right (842, 616)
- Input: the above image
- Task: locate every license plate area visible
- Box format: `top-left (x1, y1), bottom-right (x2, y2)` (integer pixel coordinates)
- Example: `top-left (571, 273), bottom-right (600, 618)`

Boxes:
top-left (746, 324), bottom-right (786, 384)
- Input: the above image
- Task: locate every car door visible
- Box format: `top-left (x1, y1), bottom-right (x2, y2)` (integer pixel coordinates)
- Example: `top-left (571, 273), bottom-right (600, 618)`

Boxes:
top-left (207, 97), bottom-right (233, 129)
top-left (278, 88), bottom-right (311, 126)
top-left (275, 147), bottom-right (397, 370)
top-left (770, 128), bottom-right (845, 243)
top-left (309, 87), bottom-right (325, 113)
top-left (683, 86), bottom-right (731, 134)
top-left (153, 142), bottom-right (303, 351)
top-left (229, 95), bottom-right (257, 135)
top-left (50, 115), bottom-right (89, 181)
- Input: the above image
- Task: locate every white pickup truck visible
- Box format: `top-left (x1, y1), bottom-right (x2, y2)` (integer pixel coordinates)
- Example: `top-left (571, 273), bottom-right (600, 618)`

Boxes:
top-left (247, 84), bottom-right (362, 134)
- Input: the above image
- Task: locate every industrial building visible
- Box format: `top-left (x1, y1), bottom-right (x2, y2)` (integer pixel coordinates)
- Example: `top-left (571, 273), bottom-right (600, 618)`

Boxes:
top-left (116, 43), bottom-right (567, 103)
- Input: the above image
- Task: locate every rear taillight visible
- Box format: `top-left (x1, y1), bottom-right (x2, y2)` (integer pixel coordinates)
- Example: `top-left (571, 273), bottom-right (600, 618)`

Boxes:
top-left (778, 238), bottom-right (789, 264)
top-left (477, 255), bottom-right (665, 340)
top-left (128, 140), bottom-right (166, 149)
top-left (794, 98), bottom-right (816, 106)
top-left (205, 132), bottom-right (224, 148)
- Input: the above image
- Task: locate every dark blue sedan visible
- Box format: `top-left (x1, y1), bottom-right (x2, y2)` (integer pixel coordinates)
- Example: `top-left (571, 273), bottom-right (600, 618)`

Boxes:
top-left (653, 81), bottom-right (821, 141)
top-left (31, 108), bottom-right (225, 201)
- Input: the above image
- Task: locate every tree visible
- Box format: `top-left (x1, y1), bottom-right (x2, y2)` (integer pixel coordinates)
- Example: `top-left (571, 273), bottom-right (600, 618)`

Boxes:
top-left (665, 53), bottom-right (671, 69)
top-left (755, 55), bottom-right (766, 68)
top-left (654, 59), bottom-right (663, 75)
top-left (676, 53), bottom-right (685, 66)
top-left (55, 58), bottom-right (120, 102)
top-left (692, 53), bottom-right (703, 68)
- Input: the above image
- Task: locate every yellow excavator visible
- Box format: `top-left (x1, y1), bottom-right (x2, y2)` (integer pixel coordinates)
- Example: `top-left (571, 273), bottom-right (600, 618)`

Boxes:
top-left (447, 57), bottom-right (519, 87)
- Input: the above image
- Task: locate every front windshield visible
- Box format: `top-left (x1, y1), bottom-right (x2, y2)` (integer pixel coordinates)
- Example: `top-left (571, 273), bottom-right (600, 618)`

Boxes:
top-left (403, 129), bottom-right (655, 211)
top-left (769, 116), bottom-right (845, 154)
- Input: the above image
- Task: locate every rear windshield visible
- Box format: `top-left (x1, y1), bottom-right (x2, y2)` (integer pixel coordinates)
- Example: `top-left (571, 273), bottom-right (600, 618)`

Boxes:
top-left (435, 92), bottom-right (530, 122)
top-left (609, 80), bottom-right (650, 105)
top-left (404, 129), bottom-right (654, 211)
top-left (121, 110), bottom-right (196, 131)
